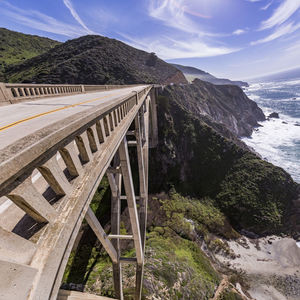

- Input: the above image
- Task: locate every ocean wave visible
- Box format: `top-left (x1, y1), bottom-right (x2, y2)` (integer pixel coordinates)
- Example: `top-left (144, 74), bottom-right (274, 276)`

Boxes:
top-left (243, 109), bottom-right (300, 183)
top-left (243, 79), bottom-right (300, 182)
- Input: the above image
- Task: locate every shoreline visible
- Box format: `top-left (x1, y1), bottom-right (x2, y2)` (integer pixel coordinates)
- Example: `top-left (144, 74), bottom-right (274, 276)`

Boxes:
top-left (215, 235), bottom-right (300, 300)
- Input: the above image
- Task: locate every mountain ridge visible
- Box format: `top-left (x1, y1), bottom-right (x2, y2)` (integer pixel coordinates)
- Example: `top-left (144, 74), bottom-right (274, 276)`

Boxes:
top-left (4, 34), bottom-right (188, 85)
top-left (172, 63), bottom-right (249, 87)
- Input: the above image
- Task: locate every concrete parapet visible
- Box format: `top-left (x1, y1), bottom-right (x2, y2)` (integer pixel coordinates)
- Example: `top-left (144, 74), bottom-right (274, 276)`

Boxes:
top-left (0, 83), bottom-right (144, 105)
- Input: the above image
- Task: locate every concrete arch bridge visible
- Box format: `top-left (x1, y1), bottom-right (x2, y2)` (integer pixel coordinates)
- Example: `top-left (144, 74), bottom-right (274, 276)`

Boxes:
top-left (0, 83), bottom-right (158, 300)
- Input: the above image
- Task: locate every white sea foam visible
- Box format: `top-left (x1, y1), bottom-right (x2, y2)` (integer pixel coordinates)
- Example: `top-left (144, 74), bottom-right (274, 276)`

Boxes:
top-left (243, 82), bottom-right (300, 183)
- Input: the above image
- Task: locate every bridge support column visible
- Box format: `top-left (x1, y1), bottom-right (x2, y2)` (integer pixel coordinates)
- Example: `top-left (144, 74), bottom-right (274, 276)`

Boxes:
top-left (107, 155), bottom-right (123, 300)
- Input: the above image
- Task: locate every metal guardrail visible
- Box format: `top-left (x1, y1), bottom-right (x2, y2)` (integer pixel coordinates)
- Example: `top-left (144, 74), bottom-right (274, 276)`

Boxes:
top-left (0, 85), bottom-right (157, 300)
top-left (0, 82), bottom-right (138, 105)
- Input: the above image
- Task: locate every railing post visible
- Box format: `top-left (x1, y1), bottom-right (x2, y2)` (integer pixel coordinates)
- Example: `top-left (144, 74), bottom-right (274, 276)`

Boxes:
top-left (0, 83), bottom-right (13, 105)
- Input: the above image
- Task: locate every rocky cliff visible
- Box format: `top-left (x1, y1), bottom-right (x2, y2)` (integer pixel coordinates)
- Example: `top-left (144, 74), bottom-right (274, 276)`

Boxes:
top-left (163, 79), bottom-right (265, 137)
top-left (4, 35), bottom-right (187, 85)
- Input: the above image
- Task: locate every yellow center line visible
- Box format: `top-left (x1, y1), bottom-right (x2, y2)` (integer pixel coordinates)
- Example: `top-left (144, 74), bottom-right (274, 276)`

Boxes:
top-left (0, 91), bottom-right (124, 132)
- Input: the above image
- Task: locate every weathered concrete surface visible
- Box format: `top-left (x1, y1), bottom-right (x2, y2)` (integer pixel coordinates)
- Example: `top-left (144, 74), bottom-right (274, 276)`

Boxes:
top-left (0, 259), bottom-right (38, 300)
top-left (57, 289), bottom-right (117, 300)
top-left (0, 226), bottom-right (36, 265)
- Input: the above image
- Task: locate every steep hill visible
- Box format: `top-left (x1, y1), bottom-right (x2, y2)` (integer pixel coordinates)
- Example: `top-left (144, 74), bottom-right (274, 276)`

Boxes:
top-left (5, 35), bottom-right (187, 85)
top-left (0, 28), bottom-right (60, 80)
top-left (172, 63), bottom-right (248, 87)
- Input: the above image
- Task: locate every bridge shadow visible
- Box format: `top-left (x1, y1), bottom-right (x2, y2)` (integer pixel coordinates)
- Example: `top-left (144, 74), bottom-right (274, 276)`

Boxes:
top-left (62, 177), bottom-right (112, 290)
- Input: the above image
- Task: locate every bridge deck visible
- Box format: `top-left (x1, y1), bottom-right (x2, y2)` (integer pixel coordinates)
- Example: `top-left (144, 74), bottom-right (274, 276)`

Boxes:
top-left (0, 85), bottom-right (147, 150)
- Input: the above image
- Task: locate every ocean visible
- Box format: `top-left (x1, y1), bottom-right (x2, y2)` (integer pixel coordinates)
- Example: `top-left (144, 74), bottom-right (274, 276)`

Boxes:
top-left (242, 77), bottom-right (300, 183)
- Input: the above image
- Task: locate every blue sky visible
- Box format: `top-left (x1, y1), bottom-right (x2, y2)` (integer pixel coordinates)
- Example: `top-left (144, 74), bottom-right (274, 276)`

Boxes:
top-left (1, 0), bottom-right (300, 80)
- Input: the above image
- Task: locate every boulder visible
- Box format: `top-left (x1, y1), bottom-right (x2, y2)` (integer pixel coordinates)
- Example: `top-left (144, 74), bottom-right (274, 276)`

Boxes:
top-left (268, 112), bottom-right (279, 119)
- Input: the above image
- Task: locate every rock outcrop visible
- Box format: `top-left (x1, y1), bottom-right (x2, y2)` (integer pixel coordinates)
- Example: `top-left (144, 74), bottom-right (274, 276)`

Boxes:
top-left (163, 79), bottom-right (265, 137)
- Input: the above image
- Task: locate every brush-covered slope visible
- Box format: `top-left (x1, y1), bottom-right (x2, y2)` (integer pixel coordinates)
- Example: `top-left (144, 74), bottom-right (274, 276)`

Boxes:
top-left (172, 63), bottom-right (249, 87)
top-left (149, 85), bottom-right (299, 236)
top-left (5, 35), bottom-right (187, 85)
top-left (0, 28), bottom-right (60, 80)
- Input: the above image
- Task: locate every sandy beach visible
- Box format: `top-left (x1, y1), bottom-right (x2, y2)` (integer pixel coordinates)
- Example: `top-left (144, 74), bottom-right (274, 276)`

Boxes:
top-left (215, 236), bottom-right (300, 300)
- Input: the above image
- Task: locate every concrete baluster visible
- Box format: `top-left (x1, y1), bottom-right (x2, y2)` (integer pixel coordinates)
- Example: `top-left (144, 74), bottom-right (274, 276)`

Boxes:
top-left (103, 115), bottom-right (111, 137)
top-left (95, 120), bottom-right (106, 143)
top-left (113, 110), bottom-right (118, 127)
top-left (7, 176), bottom-right (58, 223)
top-left (13, 88), bottom-right (20, 97)
top-left (86, 127), bottom-right (99, 153)
top-left (38, 156), bottom-right (72, 196)
top-left (59, 142), bottom-right (83, 177)
top-left (75, 132), bottom-right (93, 163)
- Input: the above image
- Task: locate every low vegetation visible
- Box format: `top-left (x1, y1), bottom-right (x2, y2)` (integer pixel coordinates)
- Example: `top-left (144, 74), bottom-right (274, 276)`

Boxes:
top-left (4, 34), bottom-right (187, 85)
top-left (0, 28), bottom-right (59, 80)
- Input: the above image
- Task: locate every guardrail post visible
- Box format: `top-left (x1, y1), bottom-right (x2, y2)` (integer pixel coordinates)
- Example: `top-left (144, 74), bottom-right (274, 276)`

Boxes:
top-left (0, 83), bottom-right (12, 105)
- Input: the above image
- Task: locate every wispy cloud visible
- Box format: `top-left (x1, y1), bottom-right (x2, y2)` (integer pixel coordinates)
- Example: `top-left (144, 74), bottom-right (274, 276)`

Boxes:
top-left (146, 0), bottom-right (239, 59)
top-left (233, 29), bottom-right (246, 35)
top-left (285, 40), bottom-right (300, 52)
top-left (120, 33), bottom-right (239, 60)
top-left (62, 0), bottom-right (95, 34)
top-left (260, 1), bottom-right (273, 11)
top-left (252, 22), bottom-right (300, 45)
top-left (259, 0), bottom-right (300, 30)
top-left (0, 1), bottom-right (92, 37)
top-left (149, 0), bottom-right (203, 35)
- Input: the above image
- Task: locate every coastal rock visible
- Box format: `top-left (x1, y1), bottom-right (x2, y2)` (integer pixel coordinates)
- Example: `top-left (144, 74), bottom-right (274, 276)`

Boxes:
top-left (161, 79), bottom-right (265, 137)
top-left (268, 112), bottom-right (279, 119)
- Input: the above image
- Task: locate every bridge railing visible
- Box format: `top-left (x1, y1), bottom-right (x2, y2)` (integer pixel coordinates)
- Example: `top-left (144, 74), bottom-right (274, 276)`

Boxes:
top-left (0, 82), bottom-right (140, 105)
top-left (0, 85), bottom-right (156, 300)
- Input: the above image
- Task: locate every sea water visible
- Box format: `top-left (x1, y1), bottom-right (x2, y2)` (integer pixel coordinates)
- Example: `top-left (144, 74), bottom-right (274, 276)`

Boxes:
top-left (242, 79), bottom-right (300, 183)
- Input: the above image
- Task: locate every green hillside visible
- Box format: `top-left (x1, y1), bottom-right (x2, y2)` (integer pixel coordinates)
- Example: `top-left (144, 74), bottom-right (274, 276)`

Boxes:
top-left (4, 35), bottom-right (187, 85)
top-left (0, 28), bottom-right (60, 80)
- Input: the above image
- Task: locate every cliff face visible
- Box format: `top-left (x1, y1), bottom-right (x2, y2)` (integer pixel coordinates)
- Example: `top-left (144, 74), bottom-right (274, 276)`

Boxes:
top-left (163, 79), bottom-right (265, 137)
top-left (4, 35), bottom-right (187, 85)
top-left (149, 88), bottom-right (299, 235)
